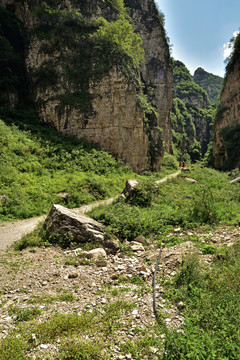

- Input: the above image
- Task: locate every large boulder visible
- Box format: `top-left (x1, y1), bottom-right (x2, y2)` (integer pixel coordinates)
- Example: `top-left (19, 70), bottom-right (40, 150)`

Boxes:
top-left (44, 204), bottom-right (119, 251)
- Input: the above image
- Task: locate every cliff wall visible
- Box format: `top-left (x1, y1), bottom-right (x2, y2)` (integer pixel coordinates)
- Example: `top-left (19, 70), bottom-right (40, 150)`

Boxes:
top-left (213, 60), bottom-right (240, 169)
top-left (2, 0), bottom-right (173, 173)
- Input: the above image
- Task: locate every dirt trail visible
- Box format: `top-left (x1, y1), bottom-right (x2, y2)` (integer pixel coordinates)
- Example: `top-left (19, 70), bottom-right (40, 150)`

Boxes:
top-left (0, 171), bottom-right (181, 251)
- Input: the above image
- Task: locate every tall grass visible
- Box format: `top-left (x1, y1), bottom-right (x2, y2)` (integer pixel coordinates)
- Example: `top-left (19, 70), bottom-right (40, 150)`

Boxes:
top-left (0, 108), bottom-right (177, 221)
top-left (162, 242), bottom-right (240, 359)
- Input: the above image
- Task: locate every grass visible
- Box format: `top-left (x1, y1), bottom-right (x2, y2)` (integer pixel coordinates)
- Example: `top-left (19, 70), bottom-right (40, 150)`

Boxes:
top-left (89, 165), bottom-right (240, 242)
top-left (0, 300), bottom-right (139, 359)
top-left (0, 109), bottom-right (176, 221)
top-left (160, 241), bottom-right (240, 359)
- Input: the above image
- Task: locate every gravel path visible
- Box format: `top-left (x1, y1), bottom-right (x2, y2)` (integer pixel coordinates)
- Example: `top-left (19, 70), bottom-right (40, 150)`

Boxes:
top-left (0, 171), bottom-right (181, 251)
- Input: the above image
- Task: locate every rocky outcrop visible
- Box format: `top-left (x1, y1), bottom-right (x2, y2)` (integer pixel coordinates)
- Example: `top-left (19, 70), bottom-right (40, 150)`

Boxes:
top-left (4, 0), bottom-right (172, 173)
top-left (213, 60), bottom-right (240, 169)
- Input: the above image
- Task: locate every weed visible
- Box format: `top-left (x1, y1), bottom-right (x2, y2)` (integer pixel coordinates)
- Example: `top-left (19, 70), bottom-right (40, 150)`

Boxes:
top-left (202, 245), bottom-right (217, 254)
top-left (59, 339), bottom-right (102, 360)
top-left (59, 292), bottom-right (75, 303)
top-left (8, 306), bottom-right (41, 322)
top-left (161, 242), bottom-right (240, 358)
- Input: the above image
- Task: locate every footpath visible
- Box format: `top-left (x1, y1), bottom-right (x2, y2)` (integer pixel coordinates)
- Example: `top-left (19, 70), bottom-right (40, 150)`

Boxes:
top-left (0, 170), bottom-right (181, 251)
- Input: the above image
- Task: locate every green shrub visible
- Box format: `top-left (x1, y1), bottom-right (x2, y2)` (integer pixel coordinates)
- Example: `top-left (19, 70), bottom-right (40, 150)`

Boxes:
top-left (8, 305), bottom-right (41, 322)
top-left (202, 245), bottom-right (217, 254)
top-left (0, 337), bottom-right (26, 360)
top-left (190, 186), bottom-right (218, 224)
top-left (127, 180), bottom-right (157, 207)
top-left (161, 153), bottom-right (179, 170)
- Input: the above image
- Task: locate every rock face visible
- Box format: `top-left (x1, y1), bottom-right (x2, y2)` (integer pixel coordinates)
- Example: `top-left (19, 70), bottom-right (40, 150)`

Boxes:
top-left (126, 0), bottom-right (173, 154)
top-left (213, 58), bottom-right (240, 169)
top-left (5, 0), bottom-right (173, 173)
top-left (44, 204), bottom-right (119, 251)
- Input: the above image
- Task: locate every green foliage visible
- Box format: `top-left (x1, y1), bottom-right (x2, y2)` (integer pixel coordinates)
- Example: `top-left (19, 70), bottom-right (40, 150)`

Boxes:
top-left (0, 337), bottom-right (26, 360)
top-left (173, 60), bottom-right (192, 84)
top-left (94, 14), bottom-right (144, 76)
top-left (176, 80), bottom-right (210, 106)
top-left (171, 60), bottom-right (214, 161)
top-left (202, 245), bottom-right (217, 254)
top-left (90, 165), bottom-right (240, 242)
top-left (225, 32), bottom-right (240, 74)
top-left (0, 110), bottom-right (132, 220)
top-left (59, 339), bottom-right (102, 360)
top-left (31, 1), bottom-right (144, 110)
top-left (162, 242), bottom-right (240, 359)
top-left (161, 153), bottom-right (179, 170)
top-left (127, 180), bottom-right (158, 207)
top-left (193, 67), bottom-right (223, 104)
top-left (13, 223), bottom-right (48, 250)
top-left (8, 306), bottom-right (41, 323)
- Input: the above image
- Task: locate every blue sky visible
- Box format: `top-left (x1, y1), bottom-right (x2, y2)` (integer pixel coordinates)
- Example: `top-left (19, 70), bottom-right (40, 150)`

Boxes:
top-left (155, 0), bottom-right (240, 77)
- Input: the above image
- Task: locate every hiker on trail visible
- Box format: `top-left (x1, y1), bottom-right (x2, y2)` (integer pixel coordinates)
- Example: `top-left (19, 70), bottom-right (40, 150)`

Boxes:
top-left (183, 161), bottom-right (186, 168)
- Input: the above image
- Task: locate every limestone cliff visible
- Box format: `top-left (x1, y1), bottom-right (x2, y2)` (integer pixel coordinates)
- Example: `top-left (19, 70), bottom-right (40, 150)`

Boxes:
top-left (2, 0), bottom-right (173, 173)
top-left (213, 60), bottom-right (240, 169)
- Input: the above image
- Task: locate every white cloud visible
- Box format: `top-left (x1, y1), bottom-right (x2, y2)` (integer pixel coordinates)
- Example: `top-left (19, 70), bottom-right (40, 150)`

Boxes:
top-left (223, 30), bottom-right (240, 60)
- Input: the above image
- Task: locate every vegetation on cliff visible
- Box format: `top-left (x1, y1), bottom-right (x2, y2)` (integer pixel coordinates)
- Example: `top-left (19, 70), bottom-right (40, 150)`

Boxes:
top-left (225, 32), bottom-right (240, 74)
top-left (193, 67), bottom-right (223, 104)
top-left (170, 60), bottom-right (214, 162)
top-left (212, 32), bottom-right (240, 170)
top-left (32, 1), bottom-right (145, 110)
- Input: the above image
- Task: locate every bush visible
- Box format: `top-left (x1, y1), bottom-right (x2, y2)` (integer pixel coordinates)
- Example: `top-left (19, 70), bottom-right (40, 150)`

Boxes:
top-left (127, 180), bottom-right (157, 207)
top-left (161, 153), bottom-right (179, 170)
top-left (190, 186), bottom-right (218, 224)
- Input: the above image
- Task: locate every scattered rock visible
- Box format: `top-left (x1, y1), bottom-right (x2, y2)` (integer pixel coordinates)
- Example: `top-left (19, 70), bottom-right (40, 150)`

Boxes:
top-left (57, 192), bottom-right (69, 201)
top-left (123, 179), bottom-right (140, 196)
top-left (95, 259), bottom-right (108, 267)
top-left (135, 235), bottom-right (148, 246)
top-left (68, 272), bottom-right (78, 279)
top-left (44, 204), bottom-right (120, 251)
top-left (129, 241), bottom-right (145, 252)
top-left (185, 177), bottom-right (197, 183)
top-left (177, 301), bottom-right (185, 310)
top-left (86, 248), bottom-right (107, 260)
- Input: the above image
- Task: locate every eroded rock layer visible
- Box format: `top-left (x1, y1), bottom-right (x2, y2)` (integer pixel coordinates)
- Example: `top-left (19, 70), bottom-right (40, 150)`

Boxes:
top-left (3, 0), bottom-right (173, 173)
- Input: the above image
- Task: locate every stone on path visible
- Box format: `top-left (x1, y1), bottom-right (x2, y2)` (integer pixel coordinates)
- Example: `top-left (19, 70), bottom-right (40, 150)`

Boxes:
top-left (230, 177), bottom-right (240, 184)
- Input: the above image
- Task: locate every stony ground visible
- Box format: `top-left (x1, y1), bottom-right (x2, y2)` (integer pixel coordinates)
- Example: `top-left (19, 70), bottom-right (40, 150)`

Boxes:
top-left (0, 223), bottom-right (239, 359)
